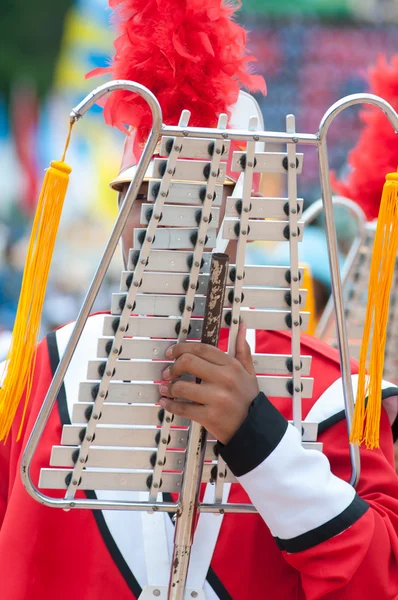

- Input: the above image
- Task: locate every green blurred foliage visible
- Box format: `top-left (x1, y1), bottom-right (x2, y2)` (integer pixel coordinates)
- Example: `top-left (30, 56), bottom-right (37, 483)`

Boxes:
top-left (241, 0), bottom-right (352, 18)
top-left (0, 0), bottom-right (73, 99)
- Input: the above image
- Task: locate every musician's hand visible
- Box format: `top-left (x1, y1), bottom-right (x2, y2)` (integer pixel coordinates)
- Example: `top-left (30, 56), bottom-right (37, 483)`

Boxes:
top-left (159, 323), bottom-right (259, 444)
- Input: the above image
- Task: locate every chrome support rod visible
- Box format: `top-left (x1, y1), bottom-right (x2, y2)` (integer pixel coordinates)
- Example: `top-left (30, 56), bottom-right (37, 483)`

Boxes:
top-left (70, 80), bottom-right (160, 123)
top-left (317, 141), bottom-right (361, 487)
top-left (199, 503), bottom-right (257, 514)
top-left (316, 93), bottom-right (398, 488)
top-left (21, 81), bottom-right (163, 507)
top-left (11, 495), bottom-right (179, 512)
top-left (318, 93), bottom-right (398, 138)
top-left (156, 126), bottom-right (319, 146)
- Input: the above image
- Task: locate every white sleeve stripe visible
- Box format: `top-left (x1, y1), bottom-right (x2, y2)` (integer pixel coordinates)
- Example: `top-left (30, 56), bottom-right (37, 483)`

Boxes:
top-left (238, 424), bottom-right (357, 540)
top-left (305, 375), bottom-right (398, 426)
top-left (317, 386), bottom-right (398, 435)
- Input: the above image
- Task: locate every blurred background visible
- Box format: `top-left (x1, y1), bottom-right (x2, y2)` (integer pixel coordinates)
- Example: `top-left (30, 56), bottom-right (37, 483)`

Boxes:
top-left (0, 0), bottom-right (397, 357)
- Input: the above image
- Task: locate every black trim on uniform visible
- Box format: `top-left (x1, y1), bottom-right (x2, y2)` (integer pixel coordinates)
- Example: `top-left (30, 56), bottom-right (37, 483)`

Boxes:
top-left (206, 568), bottom-right (234, 600)
top-left (47, 331), bottom-right (70, 427)
top-left (217, 392), bottom-right (288, 477)
top-left (317, 386), bottom-right (398, 437)
top-left (381, 388), bottom-right (398, 443)
top-left (318, 409), bottom-right (345, 435)
top-left (163, 493), bottom-right (232, 600)
top-left (392, 416), bottom-right (398, 443)
top-left (274, 494), bottom-right (369, 554)
top-left (47, 330), bottom-right (142, 599)
top-left (381, 387), bottom-right (398, 401)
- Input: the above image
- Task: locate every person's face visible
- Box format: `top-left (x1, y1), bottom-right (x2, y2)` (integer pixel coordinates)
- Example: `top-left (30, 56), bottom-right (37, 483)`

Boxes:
top-left (117, 181), bottom-right (233, 265)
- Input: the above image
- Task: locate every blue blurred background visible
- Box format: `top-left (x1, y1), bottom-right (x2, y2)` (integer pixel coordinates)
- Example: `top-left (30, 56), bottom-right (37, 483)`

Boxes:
top-left (0, 0), bottom-right (396, 355)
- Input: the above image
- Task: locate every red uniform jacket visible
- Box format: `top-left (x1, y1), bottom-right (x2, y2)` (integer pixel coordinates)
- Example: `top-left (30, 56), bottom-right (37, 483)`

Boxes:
top-left (0, 315), bottom-right (398, 599)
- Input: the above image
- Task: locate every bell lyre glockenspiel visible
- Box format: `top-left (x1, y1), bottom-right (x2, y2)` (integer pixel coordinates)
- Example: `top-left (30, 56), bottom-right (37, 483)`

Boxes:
top-left (20, 81), bottom-right (398, 599)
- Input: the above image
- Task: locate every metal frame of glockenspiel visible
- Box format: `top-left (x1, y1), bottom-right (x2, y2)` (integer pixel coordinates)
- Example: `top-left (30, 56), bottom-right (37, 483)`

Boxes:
top-left (21, 82), bottom-right (398, 517)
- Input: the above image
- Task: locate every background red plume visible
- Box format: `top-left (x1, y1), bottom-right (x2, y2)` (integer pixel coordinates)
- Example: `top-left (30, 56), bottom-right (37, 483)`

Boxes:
top-left (88, 0), bottom-right (266, 155)
top-left (332, 54), bottom-right (398, 220)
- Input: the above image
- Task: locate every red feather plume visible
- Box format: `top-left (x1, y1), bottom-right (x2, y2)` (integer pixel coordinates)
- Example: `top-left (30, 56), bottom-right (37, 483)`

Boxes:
top-left (332, 55), bottom-right (398, 220)
top-left (88, 0), bottom-right (266, 155)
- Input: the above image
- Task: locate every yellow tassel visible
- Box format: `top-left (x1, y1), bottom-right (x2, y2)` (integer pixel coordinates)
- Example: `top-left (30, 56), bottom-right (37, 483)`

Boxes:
top-left (350, 171), bottom-right (398, 448)
top-left (0, 123), bottom-right (74, 442)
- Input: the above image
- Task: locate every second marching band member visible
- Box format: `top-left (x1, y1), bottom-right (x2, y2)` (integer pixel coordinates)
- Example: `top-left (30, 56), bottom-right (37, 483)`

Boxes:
top-left (0, 2), bottom-right (398, 599)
